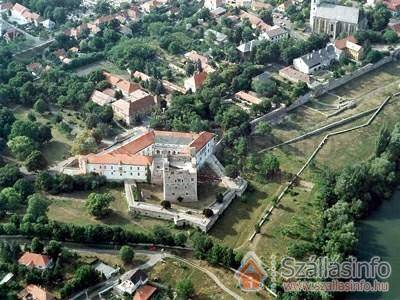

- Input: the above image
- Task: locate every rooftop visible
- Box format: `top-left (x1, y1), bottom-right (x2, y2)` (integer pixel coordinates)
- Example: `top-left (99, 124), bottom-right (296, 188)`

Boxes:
top-left (18, 252), bottom-right (51, 268)
top-left (314, 4), bottom-right (360, 24)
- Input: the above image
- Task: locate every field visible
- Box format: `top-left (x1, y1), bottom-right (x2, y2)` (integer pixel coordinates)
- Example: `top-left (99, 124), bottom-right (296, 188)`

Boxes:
top-left (211, 61), bottom-right (400, 260)
top-left (73, 60), bottom-right (129, 78)
top-left (47, 186), bottom-right (173, 233)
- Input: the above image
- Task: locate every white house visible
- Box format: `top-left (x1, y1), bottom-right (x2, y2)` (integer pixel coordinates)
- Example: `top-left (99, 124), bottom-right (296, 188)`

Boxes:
top-left (293, 44), bottom-right (337, 74)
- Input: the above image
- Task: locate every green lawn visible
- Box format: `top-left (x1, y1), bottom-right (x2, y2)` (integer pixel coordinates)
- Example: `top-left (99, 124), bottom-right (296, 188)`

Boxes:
top-left (210, 180), bottom-right (281, 250)
top-left (47, 186), bottom-right (173, 233)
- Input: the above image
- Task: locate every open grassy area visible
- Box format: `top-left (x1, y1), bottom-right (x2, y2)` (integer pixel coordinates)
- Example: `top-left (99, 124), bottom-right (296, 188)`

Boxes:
top-left (47, 186), bottom-right (173, 233)
top-left (210, 180), bottom-right (281, 250)
top-left (149, 257), bottom-right (234, 300)
top-left (79, 251), bottom-right (148, 271)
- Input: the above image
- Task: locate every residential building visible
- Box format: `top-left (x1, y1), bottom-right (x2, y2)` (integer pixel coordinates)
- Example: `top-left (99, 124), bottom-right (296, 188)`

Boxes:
top-left (103, 71), bottom-right (140, 96)
top-left (3, 28), bottom-right (21, 43)
top-left (133, 70), bottom-right (152, 82)
top-left (114, 269), bottom-right (148, 296)
top-left (235, 91), bottom-right (263, 105)
top-left (92, 261), bottom-right (119, 279)
top-left (389, 22), bottom-right (400, 35)
top-left (111, 89), bottom-right (156, 125)
top-left (251, 1), bottom-right (273, 11)
top-left (90, 90), bottom-right (116, 106)
top-left (310, 0), bottom-right (366, 39)
top-left (334, 35), bottom-right (364, 60)
top-left (383, 0), bottom-right (400, 12)
top-left (210, 6), bottom-right (227, 17)
top-left (26, 62), bottom-right (43, 77)
top-left (18, 252), bottom-right (52, 270)
top-left (204, 0), bottom-right (225, 10)
top-left (133, 285), bottom-right (158, 300)
top-left (226, 0), bottom-right (252, 7)
top-left (18, 284), bottom-right (55, 300)
top-left (184, 71), bottom-right (207, 92)
top-left (184, 50), bottom-right (215, 73)
top-left (277, 0), bottom-right (293, 12)
top-left (237, 39), bottom-right (259, 55)
top-left (204, 29), bottom-right (228, 44)
top-left (79, 129), bottom-right (215, 202)
top-left (279, 66), bottom-right (312, 85)
top-left (239, 10), bottom-right (270, 30)
top-left (293, 44), bottom-right (337, 74)
top-left (259, 25), bottom-right (288, 42)
top-left (41, 19), bottom-right (55, 30)
top-left (0, 2), bottom-right (13, 12)
top-left (11, 3), bottom-right (42, 26)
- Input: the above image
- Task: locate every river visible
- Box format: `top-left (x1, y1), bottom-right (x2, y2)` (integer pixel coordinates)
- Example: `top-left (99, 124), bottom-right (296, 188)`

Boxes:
top-left (350, 190), bottom-right (400, 299)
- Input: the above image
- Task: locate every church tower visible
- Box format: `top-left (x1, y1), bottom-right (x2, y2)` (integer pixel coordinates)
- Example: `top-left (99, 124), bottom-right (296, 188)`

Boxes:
top-left (310, 0), bottom-right (320, 31)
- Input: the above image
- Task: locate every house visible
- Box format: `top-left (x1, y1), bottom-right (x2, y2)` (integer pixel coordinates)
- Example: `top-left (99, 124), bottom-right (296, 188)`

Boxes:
top-left (103, 71), bottom-right (140, 96)
top-left (259, 25), bottom-right (288, 42)
top-left (18, 252), bottom-right (52, 270)
top-left (204, 0), bottom-right (225, 10)
top-left (17, 284), bottom-right (55, 300)
top-left (279, 66), bottom-right (311, 85)
top-left (41, 19), bottom-right (55, 30)
top-left (277, 0), bottom-right (293, 12)
top-left (210, 6), bottom-right (227, 17)
top-left (226, 0), bottom-right (252, 7)
top-left (64, 24), bottom-right (89, 39)
top-left (26, 62), bottom-right (43, 77)
top-left (114, 269), bottom-right (149, 296)
top-left (239, 11), bottom-right (269, 30)
top-left (237, 39), bottom-right (259, 55)
top-left (334, 35), bottom-right (364, 60)
top-left (3, 28), bottom-right (21, 43)
top-left (90, 90), bottom-right (116, 106)
top-left (252, 71), bottom-right (272, 82)
top-left (140, 0), bottom-right (165, 13)
top-left (389, 22), bottom-right (400, 35)
top-left (111, 89), bottom-right (156, 125)
top-left (251, 1), bottom-right (273, 11)
top-left (184, 50), bottom-right (215, 73)
top-left (119, 24), bottom-right (132, 36)
top-left (11, 3), bottom-right (42, 26)
top-left (204, 29), bottom-right (228, 44)
top-left (79, 129), bottom-right (215, 202)
top-left (310, 0), bottom-right (366, 39)
top-left (92, 261), bottom-right (119, 279)
top-left (235, 91), bottom-right (263, 105)
top-left (133, 285), bottom-right (158, 300)
top-left (184, 71), bottom-right (207, 92)
top-left (0, 2), bottom-right (13, 12)
top-left (133, 71), bottom-right (152, 82)
top-left (293, 44), bottom-right (337, 74)
top-left (383, 0), bottom-right (400, 12)
top-left (0, 273), bottom-right (13, 285)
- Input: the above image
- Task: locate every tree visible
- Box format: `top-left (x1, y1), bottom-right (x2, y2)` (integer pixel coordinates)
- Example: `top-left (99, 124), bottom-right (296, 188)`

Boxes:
top-left (13, 178), bottom-right (34, 201)
top-left (261, 153), bottom-right (280, 178)
top-left (53, 7), bottom-right (66, 23)
top-left (176, 278), bottom-right (195, 299)
top-left (85, 192), bottom-right (114, 218)
top-left (30, 237), bottom-right (44, 253)
top-left (33, 99), bottom-right (48, 114)
top-left (368, 4), bottom-right (391, 31)
top-left (0, 187), bottom-right (21, 211)
top-left (0, 164), bottom-right (21, 188)
top-left (7, 136), bottom-right (37, 161)
top-left (375, 124), bottom-right (391, 157)
top-left (71, 130), bottom-right (98, 155)
top-left (26, 194), bottom-right (49, 221)
top-left (161, 200), bottom-right (171, 209)
top-left (45, 240), bottom-right (62, 258)
top-left (25, 150), bottom-right (48, 171)
top-left (366, 50), bottom-right (384, 63)
top-left (216, 193), bottom-right (224, 203)
top-left (119, 245), bottom-right (135, 264)
top-left (383, 29), bottom-right (398, 44)
top-left (0, 106), bottom-right (15, 139)
top-left (174, 233), bottom-right (187, 246)
top-left (252, 79), bottom-right (277, 97)
top-left (254, 121), bottom-right (271, 136)
top-left (259, 9), bottom-right (273, 25)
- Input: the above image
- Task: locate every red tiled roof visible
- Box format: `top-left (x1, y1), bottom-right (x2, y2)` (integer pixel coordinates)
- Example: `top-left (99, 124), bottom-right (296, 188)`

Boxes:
top-left (383, 0), bottom-right (400, 11)
top-left (334, 35), bottom-right (358, 50)
top-left (389, 22), bottom-right (400, 33)
top-left (133, 284), bottom-right (157, 300)
top-left (112, 131), bottom-right (155, 155)
top-left (19, 284), bottom-right (55, 300)
top-left (192, 71), bottom-right (207, 89)
top-left (13, 3), bottom-right (28, 14)
top-left (189, 131), bottom-right (214, 151)
top-left (18, 252), bottom-right (51, 268)
top-left (235, 91), bottom-right (262, 105)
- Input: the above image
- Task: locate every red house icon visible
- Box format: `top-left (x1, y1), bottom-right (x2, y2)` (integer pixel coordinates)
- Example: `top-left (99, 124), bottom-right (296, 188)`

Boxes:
top-left (235, 252), bottom-right (267, 291)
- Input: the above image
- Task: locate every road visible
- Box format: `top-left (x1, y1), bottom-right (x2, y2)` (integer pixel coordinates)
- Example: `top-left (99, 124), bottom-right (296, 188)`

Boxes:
top-left (1, 236), bottom-right (241, 299)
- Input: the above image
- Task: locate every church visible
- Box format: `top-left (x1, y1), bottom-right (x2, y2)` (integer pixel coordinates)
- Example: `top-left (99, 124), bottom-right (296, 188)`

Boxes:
top-left (310, 0), bottom-right (367, 39)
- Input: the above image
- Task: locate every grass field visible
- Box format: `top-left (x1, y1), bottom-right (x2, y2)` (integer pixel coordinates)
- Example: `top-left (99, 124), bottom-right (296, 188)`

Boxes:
top-left (149, 258), bottom-right (235, 300)
top-left (217, 61), bottom-right (400, 260)
top-left (47, 186), bottom-right (173, 233)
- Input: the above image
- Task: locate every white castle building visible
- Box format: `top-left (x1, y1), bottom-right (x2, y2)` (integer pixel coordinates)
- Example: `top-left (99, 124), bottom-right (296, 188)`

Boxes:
top-left (79, 130), bottom-right (215, 202)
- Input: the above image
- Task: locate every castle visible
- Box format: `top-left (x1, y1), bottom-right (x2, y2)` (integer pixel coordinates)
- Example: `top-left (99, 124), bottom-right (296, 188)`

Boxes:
top-left (310, 0), bottom-right (366, 39)
top-left (79, 130), bottom-right (215, 202)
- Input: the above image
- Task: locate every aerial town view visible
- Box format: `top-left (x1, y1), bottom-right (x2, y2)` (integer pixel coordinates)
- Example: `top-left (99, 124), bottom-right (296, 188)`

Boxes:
top-left (0, 0), bottom-right (399, 298)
